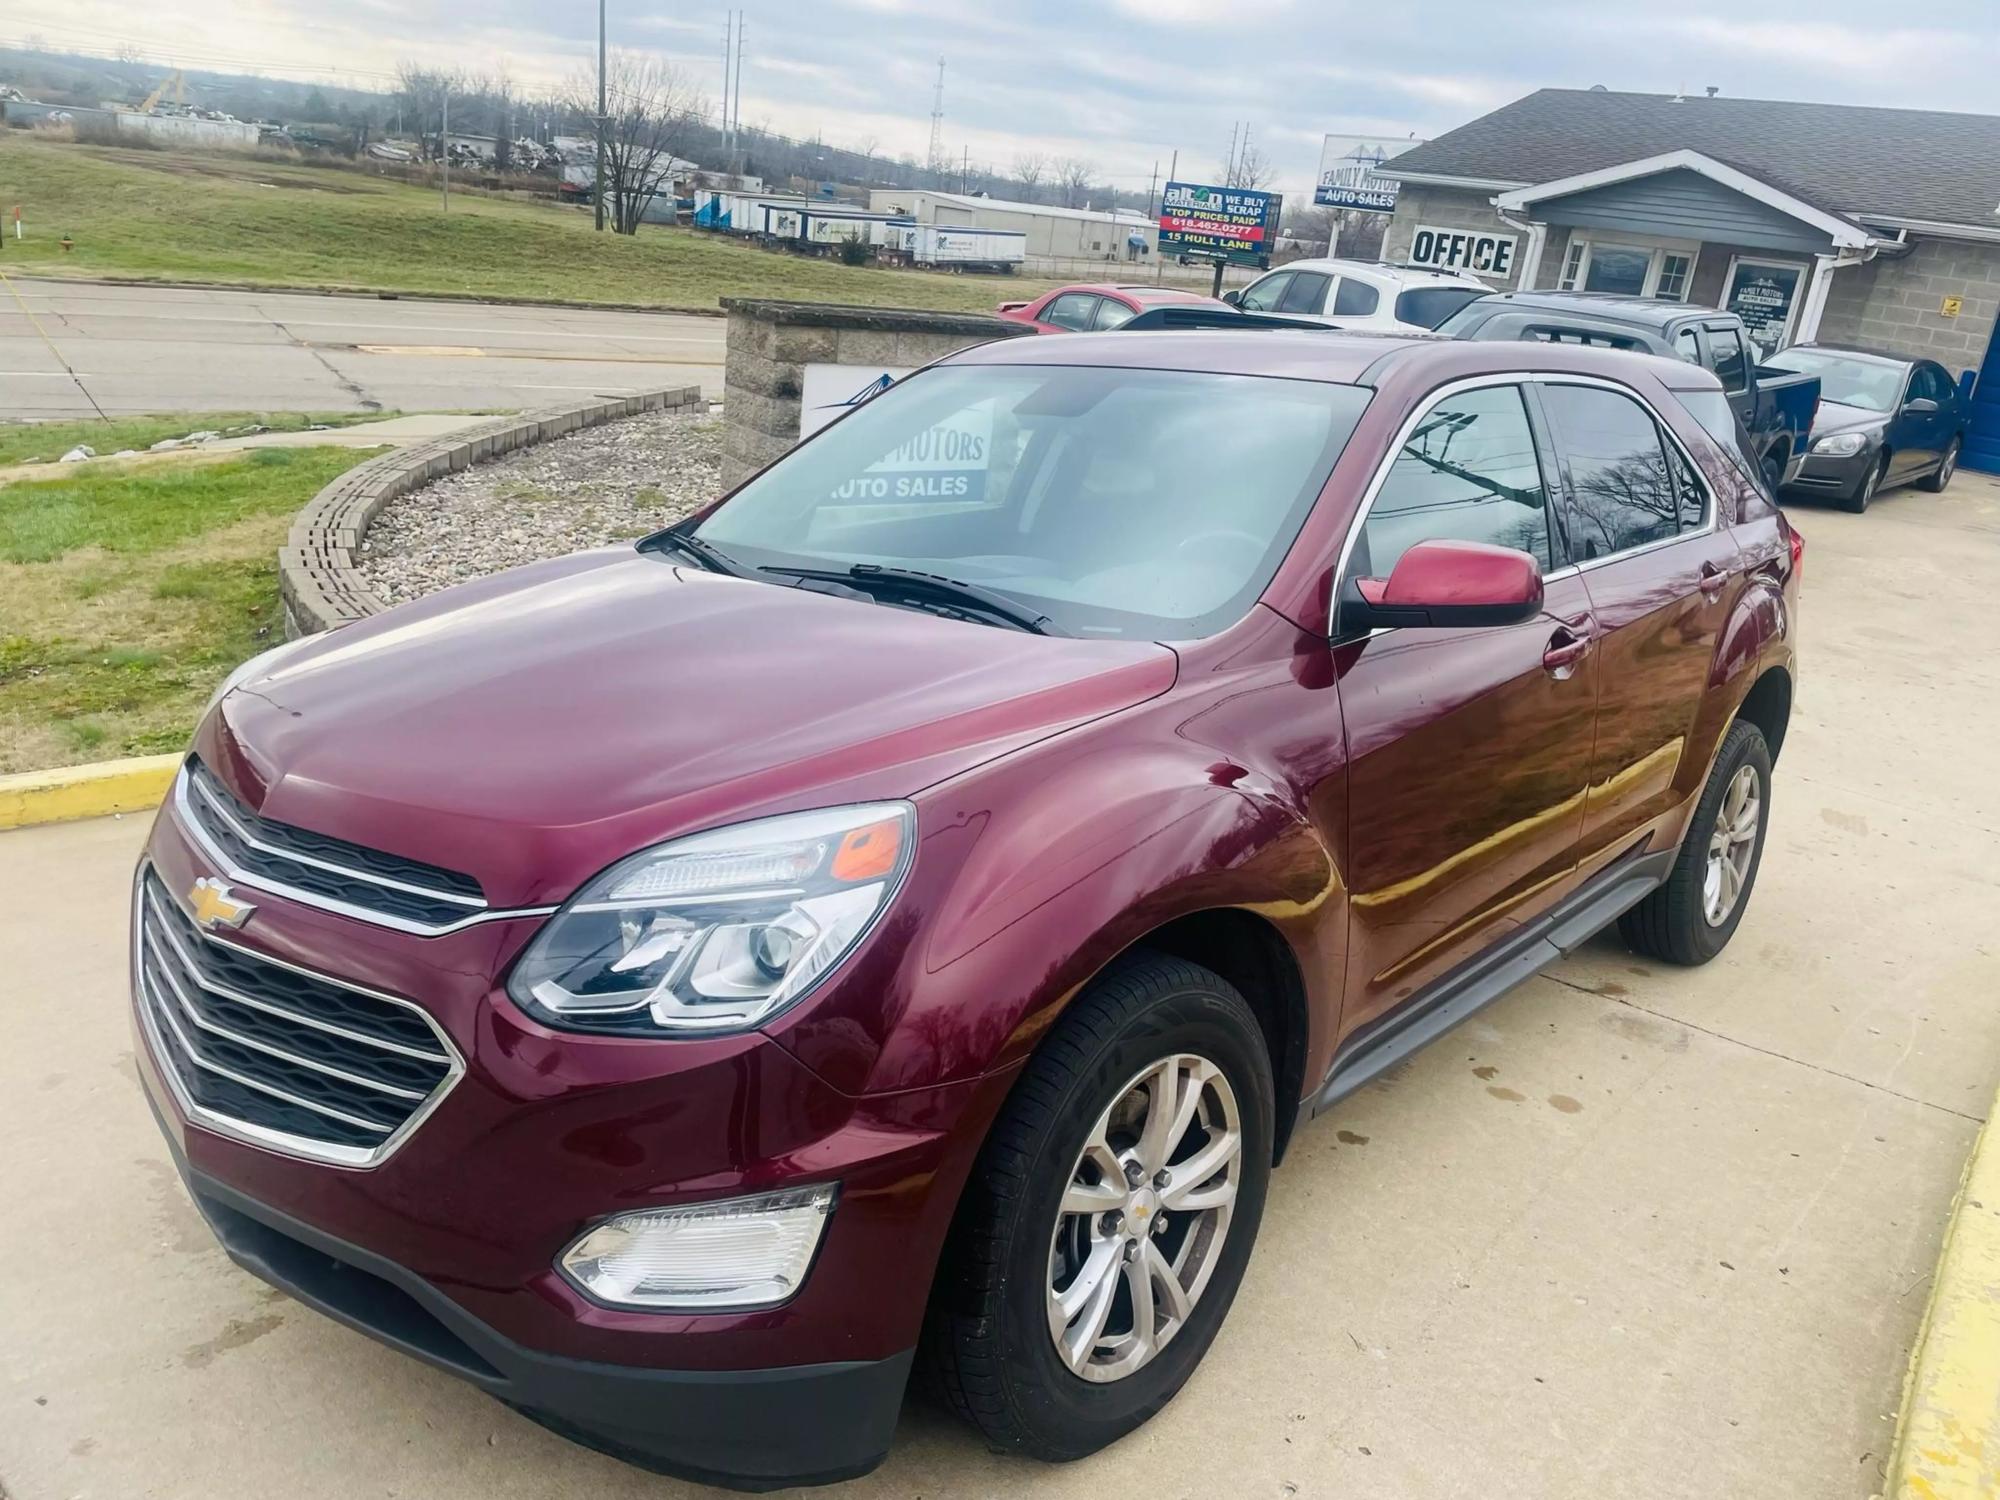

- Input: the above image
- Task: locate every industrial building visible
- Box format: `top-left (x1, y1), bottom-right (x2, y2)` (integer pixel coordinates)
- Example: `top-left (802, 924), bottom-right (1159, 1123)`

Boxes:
top-left (866, 189), bottom-right (1156, 260)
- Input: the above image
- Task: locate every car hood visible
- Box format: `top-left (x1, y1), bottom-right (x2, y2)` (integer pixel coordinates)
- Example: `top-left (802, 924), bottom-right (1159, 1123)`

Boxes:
top-left (198, 550), bottom-right (1177, 906)
top-left (1810, 400), bottom-right (1890, 440)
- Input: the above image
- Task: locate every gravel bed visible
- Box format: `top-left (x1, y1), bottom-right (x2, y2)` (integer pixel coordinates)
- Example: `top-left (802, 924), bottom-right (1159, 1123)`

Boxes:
top-left (358, 407), bottom-right (724, 606)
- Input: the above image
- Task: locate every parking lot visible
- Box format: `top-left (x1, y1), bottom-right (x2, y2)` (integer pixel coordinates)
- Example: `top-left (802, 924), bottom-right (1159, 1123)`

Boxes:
top-left (3, 471), bottom-right (1997, 1500)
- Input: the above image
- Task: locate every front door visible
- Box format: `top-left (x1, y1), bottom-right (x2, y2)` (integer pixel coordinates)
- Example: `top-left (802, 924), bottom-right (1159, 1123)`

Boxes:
top-left (1723, 258), bottom-right (1807, 355)
top-left (1335, 380), bottom-right (1600, 1035)
top-left (1535, 379), bottom-right (1745, 863)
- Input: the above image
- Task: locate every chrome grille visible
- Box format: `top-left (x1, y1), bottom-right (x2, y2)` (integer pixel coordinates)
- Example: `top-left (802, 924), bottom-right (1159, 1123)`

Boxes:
top-left (134, 870), bottom-right (461, 1166)
top-left (175, 758), bottom-right (491, 934)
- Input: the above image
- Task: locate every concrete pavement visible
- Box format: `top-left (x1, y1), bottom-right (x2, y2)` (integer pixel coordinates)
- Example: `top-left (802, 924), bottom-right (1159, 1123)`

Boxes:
top-left (2, 474), bottom-right (1998, 1499)
top-left (0, 279), bottom-right (725, 418)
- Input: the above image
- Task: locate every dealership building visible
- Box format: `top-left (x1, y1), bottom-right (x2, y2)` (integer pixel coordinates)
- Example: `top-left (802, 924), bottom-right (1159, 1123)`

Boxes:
top-left (1376, 89), bottom-right (2000, 470)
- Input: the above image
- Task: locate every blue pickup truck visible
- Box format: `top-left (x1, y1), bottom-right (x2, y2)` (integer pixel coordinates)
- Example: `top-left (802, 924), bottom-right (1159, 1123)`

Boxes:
top-left (1438, 291), bottom-right (1823, 489)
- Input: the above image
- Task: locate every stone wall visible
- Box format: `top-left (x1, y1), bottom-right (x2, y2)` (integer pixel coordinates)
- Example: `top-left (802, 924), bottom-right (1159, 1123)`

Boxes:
top-left (281, 387), bottom-right (704, 638)
top-left (720, 298), bottom-right (1034, 486)
top-left (1817, 237), bottom-right (2000, 377)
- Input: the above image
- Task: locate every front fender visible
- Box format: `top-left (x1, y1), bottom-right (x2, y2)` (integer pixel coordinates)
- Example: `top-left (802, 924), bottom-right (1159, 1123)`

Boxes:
top-left (766, 742), bottom-right (1336, 1099)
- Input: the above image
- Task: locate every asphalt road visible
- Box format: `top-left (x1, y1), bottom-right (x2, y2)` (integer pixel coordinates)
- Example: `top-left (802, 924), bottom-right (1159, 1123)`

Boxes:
top-left (4, 473), bottom-right (1999, 1500)
top-left (0, 278), bottom-right (726, 418)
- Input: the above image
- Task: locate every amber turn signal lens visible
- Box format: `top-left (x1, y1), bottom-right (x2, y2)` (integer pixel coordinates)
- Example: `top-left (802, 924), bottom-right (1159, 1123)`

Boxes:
top-left (831, 817), bottom-right (903, 882)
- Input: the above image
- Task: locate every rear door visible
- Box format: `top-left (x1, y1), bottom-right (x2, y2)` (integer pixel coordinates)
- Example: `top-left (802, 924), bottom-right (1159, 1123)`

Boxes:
top-left (1703, 323), bottom-right (1755, 435)
top-left (1039, 293), bottom-right (1101, 332)
top-left (1334, 380), bottom-right (1599, 1036)
top-left (1537, 379), bottom-right (1745, 868)
top-left (1277, 271), bottom-right (1333, 318)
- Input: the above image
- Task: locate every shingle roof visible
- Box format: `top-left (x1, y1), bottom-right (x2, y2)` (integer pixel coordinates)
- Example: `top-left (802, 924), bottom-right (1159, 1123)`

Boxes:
top-left (1385, 89), bottom-right (2000, 229)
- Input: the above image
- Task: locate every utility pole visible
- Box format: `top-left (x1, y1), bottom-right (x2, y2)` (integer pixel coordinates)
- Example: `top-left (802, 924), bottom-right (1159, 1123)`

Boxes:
top-left (441, 89), bottom-right (449, 211)
top-left (720, 11), bottom-right (732, 168)
top-left (731, 14), bottom-right (745, 168)
top-left (594, 0), bottom-right (608, 231)
top-left (1157, 149), bottom-right (1175, 283)
top-left (1224, 121), bottom-right (1239, 186)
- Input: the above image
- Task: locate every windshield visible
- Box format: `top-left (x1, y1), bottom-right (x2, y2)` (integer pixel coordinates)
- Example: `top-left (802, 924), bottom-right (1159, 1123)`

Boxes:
top-left (1763, 349), bottom-right (1905, 413)
top-left (696, 365), bottom-right (1371, 639)
top-left (1396, 286), bottom-right (1487, 329)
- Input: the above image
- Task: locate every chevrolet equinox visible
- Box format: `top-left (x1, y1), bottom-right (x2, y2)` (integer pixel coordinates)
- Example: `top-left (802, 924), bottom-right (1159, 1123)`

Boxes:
top-left (134, 330), bottom-right (1799, 1488)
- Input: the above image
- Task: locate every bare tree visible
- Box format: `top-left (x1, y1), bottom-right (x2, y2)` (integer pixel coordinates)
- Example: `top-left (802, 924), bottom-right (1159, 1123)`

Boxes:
top-left (1012, 152), bottom-right (1048, 202)
top-left (1052, 156), bottom-right (1095, 209)
top-left (1227, 143), bottom-right (1274, 190)
top-left (396, 63), bottom-right (469, 160)
top-left (565, 51), bottom-right (708, 235)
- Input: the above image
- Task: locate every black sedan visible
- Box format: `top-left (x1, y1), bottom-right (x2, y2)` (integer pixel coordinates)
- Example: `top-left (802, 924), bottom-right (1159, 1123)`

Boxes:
top-left (1767, 344), bottom-right (1969, 512)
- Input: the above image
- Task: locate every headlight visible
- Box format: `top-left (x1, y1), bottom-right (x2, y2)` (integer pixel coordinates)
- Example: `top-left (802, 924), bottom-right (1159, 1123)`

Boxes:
top-left (507, 803), bottom-right (913, 1036)
top-left (1812, 432), bottom-right (1868, 457)
top-left (559, 1185), bottom-right (837, 1310)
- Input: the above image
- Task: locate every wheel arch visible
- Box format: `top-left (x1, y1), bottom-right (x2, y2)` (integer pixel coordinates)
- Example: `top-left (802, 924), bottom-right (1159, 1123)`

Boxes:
top-left (1734, 662), bottom-right (1793, 764)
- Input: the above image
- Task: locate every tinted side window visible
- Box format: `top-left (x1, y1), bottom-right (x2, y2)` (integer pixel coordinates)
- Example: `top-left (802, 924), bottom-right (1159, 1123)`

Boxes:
top-left (1279, 273), bottom-right (1331, 314)
top-left (1354, 385), bottom-right (1552, 578)
top-left (1237, 272), bottom-right (1292, 313)
top-left (1664, 432), bottom-right (1707, 530)
top-left (1333, 278), bottom-right (1381, 317)
top-left (1709, 327), bottom-right (1749, 392)
top-left (1043, 294), bottom-right (1099, 331)
top-left (1541, 384), bottom-right (1679, 559)
top-left (1912, 364), bottom-right (1951, 403)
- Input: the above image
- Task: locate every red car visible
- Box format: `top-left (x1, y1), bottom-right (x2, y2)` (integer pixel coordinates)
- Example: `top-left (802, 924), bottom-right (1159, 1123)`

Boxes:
top-left (996, 281), bottom-right (1228, 333)
top-left (135, 330), bottom-right (1798, 1488)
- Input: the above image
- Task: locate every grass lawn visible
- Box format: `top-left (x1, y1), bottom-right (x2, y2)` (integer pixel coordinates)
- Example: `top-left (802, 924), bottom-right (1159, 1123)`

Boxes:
top-left (0, 136), bottom-right (1069, 314)
top-left (0, 443), bottom-right (378, 774)
top-left (0, 410), bottom-right (400, 467)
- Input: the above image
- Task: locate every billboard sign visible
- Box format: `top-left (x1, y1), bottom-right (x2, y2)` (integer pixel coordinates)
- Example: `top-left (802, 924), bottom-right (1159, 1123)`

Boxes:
top-left (1315, 135), bottom-right (1422, 213)
top-left (1158, 181), bottom-right (1282, 268)
top-left (1407, 224), bottom-right (1518, 279)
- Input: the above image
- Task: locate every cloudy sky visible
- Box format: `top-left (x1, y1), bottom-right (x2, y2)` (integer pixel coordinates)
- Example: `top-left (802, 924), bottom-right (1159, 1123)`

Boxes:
top-left (10, 0), bottom-right (2000, 197)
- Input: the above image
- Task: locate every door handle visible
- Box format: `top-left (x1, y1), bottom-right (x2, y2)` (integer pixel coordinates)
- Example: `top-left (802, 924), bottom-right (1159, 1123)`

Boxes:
top-left (1542, 619), bottom-right (1594, 677)
top-left (1697, 562), bottom-right (1733, 597)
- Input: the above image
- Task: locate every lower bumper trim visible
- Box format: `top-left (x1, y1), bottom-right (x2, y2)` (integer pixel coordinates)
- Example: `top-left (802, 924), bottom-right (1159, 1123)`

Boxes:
top-left (158, 1128), bottom-right (910, 1490)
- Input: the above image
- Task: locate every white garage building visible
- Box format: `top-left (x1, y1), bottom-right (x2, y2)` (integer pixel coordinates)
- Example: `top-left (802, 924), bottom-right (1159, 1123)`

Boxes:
top-left (865, 189), bottom-right (1156, 261)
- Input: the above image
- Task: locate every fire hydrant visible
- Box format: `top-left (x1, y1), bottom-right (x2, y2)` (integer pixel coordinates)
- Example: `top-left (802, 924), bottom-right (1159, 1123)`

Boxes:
top-left (60, 234), bottom-right (73, 253)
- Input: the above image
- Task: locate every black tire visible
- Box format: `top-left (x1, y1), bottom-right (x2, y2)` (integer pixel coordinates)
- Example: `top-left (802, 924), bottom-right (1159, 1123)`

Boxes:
top-left (1918, 436), bottom-right (1961, 493)
top-left (1841, 454), bottom-right (1886, 513)
top-left (924, 950), bottom-right (1274, 1461)
top-left (1619, 719), bottom-right (1773, 965)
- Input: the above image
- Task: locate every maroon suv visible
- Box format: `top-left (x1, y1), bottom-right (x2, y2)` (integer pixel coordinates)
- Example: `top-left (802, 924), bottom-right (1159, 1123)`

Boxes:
top-left (133, 330), bottom-right (1799, 1488)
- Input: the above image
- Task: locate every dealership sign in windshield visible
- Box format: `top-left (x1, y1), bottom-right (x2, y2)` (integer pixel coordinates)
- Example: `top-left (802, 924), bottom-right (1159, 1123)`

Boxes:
top-left (1159, 182), bottom-right (1283, 268)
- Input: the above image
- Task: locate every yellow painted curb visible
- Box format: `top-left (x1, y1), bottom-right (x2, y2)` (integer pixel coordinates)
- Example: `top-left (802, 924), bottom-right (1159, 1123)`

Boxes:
top-left (0, 753), bottom-right (181, 830)
top-left (1887, 1088), bottom-right (2000, 1499)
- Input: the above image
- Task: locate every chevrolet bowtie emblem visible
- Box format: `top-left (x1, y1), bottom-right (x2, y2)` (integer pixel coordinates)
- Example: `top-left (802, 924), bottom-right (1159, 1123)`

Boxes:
top-left (188, 877), bottom-right (255, 931)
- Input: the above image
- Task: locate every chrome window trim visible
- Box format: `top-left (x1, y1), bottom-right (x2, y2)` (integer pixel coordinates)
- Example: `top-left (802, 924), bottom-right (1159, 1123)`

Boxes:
top-left (171, 765), bottom-right (556, 937)
top-left (132, 862), bottom-right (467, 1171)
top-left (187, 768), bottom-right (486, 909)
top-left (1330, 370), bottom-right (1720, 608)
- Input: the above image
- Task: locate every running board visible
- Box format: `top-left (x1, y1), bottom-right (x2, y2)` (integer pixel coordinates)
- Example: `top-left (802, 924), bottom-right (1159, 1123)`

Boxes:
top-left (1306, 846), bottom-right (1675, 1120)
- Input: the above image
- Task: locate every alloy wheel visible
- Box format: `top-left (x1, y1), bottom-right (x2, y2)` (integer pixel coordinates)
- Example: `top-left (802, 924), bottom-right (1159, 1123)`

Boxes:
top-left (1940, 441), bottom-right (1959, 489)
top-left (1703, 763), bottom-right (1761, 926)
top-left (1046, 1054), bottom-right (1242, 1383)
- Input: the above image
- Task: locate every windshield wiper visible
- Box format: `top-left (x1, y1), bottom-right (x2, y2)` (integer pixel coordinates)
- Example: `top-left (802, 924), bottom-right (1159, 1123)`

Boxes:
top-left (762, 563), bottom-right (1069, 636)
top-left (641, 526), bottom-right (748, 577)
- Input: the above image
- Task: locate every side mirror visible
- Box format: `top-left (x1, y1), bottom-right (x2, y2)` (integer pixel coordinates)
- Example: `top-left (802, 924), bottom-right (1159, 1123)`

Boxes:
top-left (1221, 290), bottom-right (1243, 306)
top-left (1902, 397), bottom-right (1940, 416)
top-left (1338, 539), bottom-right (1545, 634)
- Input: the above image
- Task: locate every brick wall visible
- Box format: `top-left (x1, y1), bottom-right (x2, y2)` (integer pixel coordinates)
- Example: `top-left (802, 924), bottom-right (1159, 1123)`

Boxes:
top-left (721, 299), bottom-right (1034, 487)
top-left (1816, 237), bottom-right (2000, 377)
top-left (1383, 186), bottom-right (1528, 289)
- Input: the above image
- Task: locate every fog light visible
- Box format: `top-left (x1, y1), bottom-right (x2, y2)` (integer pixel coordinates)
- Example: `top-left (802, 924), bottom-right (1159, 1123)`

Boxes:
top-left (558, 1185), bottom-right (837, 1310)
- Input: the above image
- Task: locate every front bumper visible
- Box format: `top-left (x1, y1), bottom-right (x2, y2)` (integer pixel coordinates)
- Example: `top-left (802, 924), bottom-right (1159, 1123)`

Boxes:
top-left (1782, 446), bottom-right (1873, 500)
top-left (132, 799), bottom-right (1015, 1486)
top-left (153, 1117), bottom-right (910, 1490)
